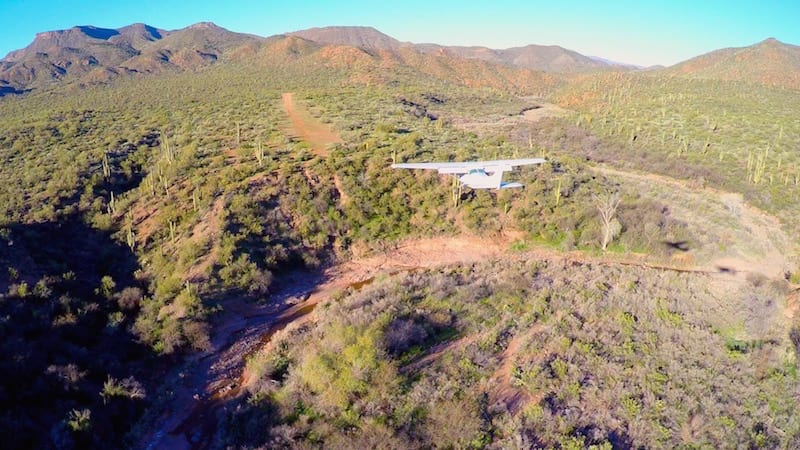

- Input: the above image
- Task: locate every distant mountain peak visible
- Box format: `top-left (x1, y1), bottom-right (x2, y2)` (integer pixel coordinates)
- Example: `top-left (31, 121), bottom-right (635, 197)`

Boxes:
top-left (288, 26), bottom-right (402, 50)
top-left (0, 20), bottom-right (266, 94)
top-left (116, 23), bottom-right (163, 40)
top-left (187, 22), bottom-right (225, 31)
top-left (665, 37), bottom-right (800, 89)
top-left (588, 55), bottom-right (643, 69)
top-left (121, 22), bottom-right (159, 32)
top-left (420, 42), bottom-right (630, 73)
top-left (755, 37), bottom-right (796, 49)
top-left (289, 26), bottom-right (631, 73)
top-left (298, 25), bottom-right (384, 34)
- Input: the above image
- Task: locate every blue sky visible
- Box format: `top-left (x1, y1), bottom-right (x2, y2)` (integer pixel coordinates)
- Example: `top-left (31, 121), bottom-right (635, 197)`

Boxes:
top-left (1, 0), bottom-right (798, 66)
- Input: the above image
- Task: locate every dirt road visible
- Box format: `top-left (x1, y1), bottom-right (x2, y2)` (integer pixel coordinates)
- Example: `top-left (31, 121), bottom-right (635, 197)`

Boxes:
top-left (281, 92), bottom-right (342, 157)
top-left (281, 91), bottom-right (348, 201)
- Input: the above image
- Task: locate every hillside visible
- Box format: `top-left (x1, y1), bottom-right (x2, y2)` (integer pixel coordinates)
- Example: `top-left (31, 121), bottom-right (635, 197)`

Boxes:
top-left (0, 22), bottom-right (561, 96)
top-left (5, 23), bottom-right (800, 97)
top-left (665, 38), bottom-right (800, 89)
top-left (0, 22), bottom-right (261, 93)
top-left (231, 258), bottom-right (797, 448)
top-left (288, 25), bottom-right (403, 50)
top-left (288, 25), bottom-right (630, 73)
top-left (1, 20), bottom-right (800, 450)
top-left (553, 72), bottom-right (800, 225)
top-left (418, 43), bottom-right (629, 73)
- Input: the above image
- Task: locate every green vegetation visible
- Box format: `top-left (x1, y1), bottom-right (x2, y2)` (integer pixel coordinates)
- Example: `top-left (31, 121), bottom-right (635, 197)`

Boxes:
top-left (0, 220), bottom-right (151, 449)
top-left (1, 28), bottom-right (799, 449)
top-left (554, 74), bottom-right (800, 222)
top-left (0, 59), bottom-right (601, 448)
top-left (235, 260), bottom-right (799, 448)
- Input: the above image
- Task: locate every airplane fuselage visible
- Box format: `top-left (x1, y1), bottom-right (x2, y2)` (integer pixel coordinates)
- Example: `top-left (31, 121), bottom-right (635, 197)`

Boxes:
top-left (459, 169), bottom-right (523, 189)
top-left (391, 157), bottom-right (544, 190)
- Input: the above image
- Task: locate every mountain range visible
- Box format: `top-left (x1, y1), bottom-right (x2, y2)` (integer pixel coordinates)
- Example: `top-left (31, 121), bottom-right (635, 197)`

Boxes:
top-left (2, 23), bottom-right (800, 95)
top-left (3, 18), bottom-right (800, 450)
top-left (289, 26), bottom-right (637, 72)
top-left (0, 22), bottom-right (257, 94)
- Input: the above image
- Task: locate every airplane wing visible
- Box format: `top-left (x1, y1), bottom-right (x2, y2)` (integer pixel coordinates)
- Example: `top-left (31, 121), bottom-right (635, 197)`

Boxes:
top-left (391, 158), bottom-right (545, 174)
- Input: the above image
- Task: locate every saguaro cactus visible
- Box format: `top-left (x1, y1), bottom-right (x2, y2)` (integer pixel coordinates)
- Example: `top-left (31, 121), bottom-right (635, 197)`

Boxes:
top-left (102, 153), bottom-right (111, 179)
top-left (126, 213), bottom-right (135, 251)
top-left (254, 140), bottom-right (265, 166)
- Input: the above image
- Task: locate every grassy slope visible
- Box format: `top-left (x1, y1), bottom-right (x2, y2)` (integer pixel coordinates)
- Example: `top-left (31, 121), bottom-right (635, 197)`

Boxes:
top-left (554, 74), bottom-right (800, 223)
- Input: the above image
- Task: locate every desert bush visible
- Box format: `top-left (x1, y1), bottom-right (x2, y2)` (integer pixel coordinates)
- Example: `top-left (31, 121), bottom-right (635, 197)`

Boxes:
top-left (229, 258), bottom-right (798, 448)
top-left (115, 286), bottom-right (143, 310)
top-left (384, 317), bottom-right (428, 356)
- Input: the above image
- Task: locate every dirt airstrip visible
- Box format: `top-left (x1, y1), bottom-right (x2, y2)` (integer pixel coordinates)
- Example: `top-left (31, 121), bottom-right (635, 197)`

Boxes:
top-left (281, 92), bottom-right (343, 157)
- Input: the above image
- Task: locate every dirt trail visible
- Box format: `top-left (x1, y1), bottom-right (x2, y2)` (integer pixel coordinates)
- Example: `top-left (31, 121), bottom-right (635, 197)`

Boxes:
top-left (332, 173), bottom-right (350, 205)
top-left (141, 234), bottom-right (512, 450)
top-left (400, 335), bottom-right (476, 375)
top-left (488, 333), bottom-right (532, 414)
top-left (485, 319), bottom-right (555, 415)
top-left (184, 195), bottom-right (226, 283)
top-left (281, 92), bottom-right (342, 157)
top-left (140, 162), bottom-right (797, 448)
top-left (281, 92), bottom-right (348, 202)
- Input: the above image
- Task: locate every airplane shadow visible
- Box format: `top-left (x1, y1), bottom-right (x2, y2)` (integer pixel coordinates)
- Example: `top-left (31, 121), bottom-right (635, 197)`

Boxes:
top-left (663, 240), bottom-right (690, 252)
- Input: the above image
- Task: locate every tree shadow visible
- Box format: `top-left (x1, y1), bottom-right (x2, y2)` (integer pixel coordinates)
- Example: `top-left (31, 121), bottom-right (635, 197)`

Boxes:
top-left (0, 86), bottom-right (31, 97)
top-left (0, 216), bottom-right (139, 294)
top-left (0, 214), bottom-right (161, 449)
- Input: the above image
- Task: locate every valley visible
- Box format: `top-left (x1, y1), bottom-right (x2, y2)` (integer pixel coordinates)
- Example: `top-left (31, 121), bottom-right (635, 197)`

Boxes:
top-left (1, 18), bottom-right (799, 450)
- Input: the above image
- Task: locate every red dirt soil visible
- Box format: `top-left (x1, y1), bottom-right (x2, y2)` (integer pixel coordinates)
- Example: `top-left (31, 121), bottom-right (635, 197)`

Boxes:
top-left (281, 92), bottom-right (343, 157)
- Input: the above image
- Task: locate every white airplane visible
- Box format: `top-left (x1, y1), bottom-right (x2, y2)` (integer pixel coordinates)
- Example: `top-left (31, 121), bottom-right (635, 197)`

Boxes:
top-left (391, 158), bottom-right (545, 189)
